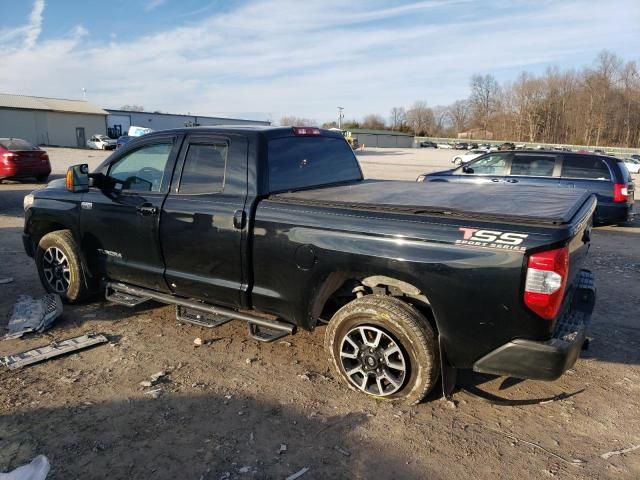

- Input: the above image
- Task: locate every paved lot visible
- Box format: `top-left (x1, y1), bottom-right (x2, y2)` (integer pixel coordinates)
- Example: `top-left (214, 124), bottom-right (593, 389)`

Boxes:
top-left (0, 147), bottom-right (639, 479)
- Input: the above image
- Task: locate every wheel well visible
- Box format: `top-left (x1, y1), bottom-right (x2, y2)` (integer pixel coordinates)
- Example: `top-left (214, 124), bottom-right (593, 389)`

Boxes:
top-left (312, 273), bottom-right (437, 332)
top-left (31, 222), bottom-right (68, 247)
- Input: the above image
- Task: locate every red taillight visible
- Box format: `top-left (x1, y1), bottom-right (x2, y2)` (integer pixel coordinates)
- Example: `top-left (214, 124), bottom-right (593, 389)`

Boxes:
top-left (613, 183), bottom-right (628, 202)
top-left (524, 246), bottom-right (569, 320)
top-left (40, 152), bottom-right (49, 163)
top-left (292, 127), bottom-right (321, 136)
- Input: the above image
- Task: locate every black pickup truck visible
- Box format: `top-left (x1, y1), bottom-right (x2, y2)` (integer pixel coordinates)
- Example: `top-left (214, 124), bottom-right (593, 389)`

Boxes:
top-left (23, 126), bottom-right (596, 404)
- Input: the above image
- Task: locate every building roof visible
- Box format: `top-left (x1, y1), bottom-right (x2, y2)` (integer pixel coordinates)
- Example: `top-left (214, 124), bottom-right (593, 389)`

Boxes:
top-left (106, 109), bottom-right (270, 124)
top-left (0, 93), bottom-right (108, 115)
top-left (348, 128), bottom-right (413, 136)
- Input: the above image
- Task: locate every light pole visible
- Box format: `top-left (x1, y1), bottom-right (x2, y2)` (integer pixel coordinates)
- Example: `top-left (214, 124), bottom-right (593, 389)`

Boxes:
top-left (337, 106), bottom-right (344, 129)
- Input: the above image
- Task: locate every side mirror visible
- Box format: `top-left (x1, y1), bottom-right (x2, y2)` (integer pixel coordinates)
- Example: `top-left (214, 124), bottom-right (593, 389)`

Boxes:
top-left (66, 164), bottom-right (89, 193)
top-left (462, 165), bottom-right (474, 174)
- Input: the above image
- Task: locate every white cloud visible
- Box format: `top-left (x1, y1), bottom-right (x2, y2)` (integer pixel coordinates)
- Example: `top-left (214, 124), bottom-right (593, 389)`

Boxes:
top-left (144, 0), bottom-right (166, 11)
top-left (24, 0), bottom-right (45, 48)
top-left (0, 0), bottom-right (638, 122)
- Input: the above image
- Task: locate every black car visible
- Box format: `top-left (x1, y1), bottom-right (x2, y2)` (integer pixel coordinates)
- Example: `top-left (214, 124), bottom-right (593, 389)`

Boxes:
top-left (454, 142), bottom-right (469, 150)
top-left (417, 150), bottom-right (635, 225)
top-left (419, 140), bottom-right (437, 148)
top-left (498, 142), bottom-right (516, 151)
top-left (23, 126), bottom-right (596, 404)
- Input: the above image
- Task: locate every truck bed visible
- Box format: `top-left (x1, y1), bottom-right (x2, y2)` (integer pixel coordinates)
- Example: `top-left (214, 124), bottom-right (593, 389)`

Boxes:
top-left (272, 180), bottom-right (593, 225)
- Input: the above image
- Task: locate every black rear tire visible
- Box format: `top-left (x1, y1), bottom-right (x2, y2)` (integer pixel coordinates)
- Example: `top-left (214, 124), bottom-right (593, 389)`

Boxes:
top-left (35, 174), bottom-right (49, 183)
top-left (35, 230), bottom-right (94, 303)
top-left (324, 295), bottom-right (439, 404)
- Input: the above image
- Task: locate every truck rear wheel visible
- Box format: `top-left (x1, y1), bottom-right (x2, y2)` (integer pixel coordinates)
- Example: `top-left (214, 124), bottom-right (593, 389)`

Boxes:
top-left (35, 230), bottom-right (92, 303)
top-left (324, 295), bottom-right (439, 404)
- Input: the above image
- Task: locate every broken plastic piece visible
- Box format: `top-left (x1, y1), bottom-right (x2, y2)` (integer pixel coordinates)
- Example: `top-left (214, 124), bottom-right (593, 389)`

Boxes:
top-left (5, 294), bottom-right (63, 339)
top-left (0, 454), bottom-right (50, 480)
top-left (1, 333), bottom-right (108, 370)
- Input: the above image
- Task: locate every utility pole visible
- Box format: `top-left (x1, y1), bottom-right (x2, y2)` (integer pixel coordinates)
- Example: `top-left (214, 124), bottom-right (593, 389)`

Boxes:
top-left (337, 106), bottom-right (344, 129)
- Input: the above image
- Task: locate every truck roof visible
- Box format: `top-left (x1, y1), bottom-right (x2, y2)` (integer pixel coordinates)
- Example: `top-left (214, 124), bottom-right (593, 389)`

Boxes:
top-left (132, 126), bottom-right (344, 141)
top-left (273, 180), bottom-right (594, 225)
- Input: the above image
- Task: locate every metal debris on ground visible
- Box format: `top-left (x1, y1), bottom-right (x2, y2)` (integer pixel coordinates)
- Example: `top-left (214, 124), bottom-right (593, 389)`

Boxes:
top-left (600, 443), bottom-right (640, 459)
top-left (143, 388), bottom-right (162, 399)
top-left (285, 467), bottom-right (309, 480)
top-left (1, 333), bottom-right (108, 370)
top-left (0, 277), bottom-right (14, 285)
top-left (0, 454), bottom-right (50, 480)
top-left (334, 445), bottom-right (351, 457)
top-left (5, 294), bottom-right (63, 339)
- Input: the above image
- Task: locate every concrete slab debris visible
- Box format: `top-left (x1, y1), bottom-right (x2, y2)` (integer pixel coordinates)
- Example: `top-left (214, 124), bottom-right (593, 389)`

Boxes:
top-left (1, 333), bottom-right (108, 370)
top-left (5, 294), bottom-right (63, 339)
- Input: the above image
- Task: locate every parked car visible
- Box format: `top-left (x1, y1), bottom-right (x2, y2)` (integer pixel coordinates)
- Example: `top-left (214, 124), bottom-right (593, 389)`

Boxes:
top-left (23, 126), bottom-right (596, 404)
top-left (452, 149), bottom-right (489, 165)
top-left (593, 149), bottom-right (605, 155)
top-left (623, 157), bottom-right (640, 174)
top-left (116, 136), bottom-right (132, 149)
top-left (454, 142), bottom-right (469, 150)
top-left (630, 154), bottom-right (640, 161)
top-left (467, 143), bottom-right (479, 150)
top-left (498, 142), bottom-right (516, 151)
top-left (419, 141), bottom-right (438, 148)
top-left (437, 143), bottom-right (453, 149)
top-left (417, 150), bottom-right (635, 225)
top-left (0, 138), bottom-right (50, 183)
top-left (86, 135), bottom-right (116, 150)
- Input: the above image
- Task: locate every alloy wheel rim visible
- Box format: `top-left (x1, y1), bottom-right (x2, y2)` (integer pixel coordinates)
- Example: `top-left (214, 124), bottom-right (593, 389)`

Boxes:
top-left (42, 247), bottom-right (70, 293)
top-left (339, 325), bottom-right (407, 397)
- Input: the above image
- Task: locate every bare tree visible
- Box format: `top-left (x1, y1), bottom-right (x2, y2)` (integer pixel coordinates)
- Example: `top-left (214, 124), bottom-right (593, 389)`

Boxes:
top-left (279, 116), bottom-right (317, 126)
top-left (120, 105), bottom-right (145, 112)
top-left (389, 107), bottom-right (406, 131)
top-left (361, 114), bottom-right (386, 130)
top-left (405, 101), bottom-right (435, 136)
top-left (469, 74), bottom-right (500, 137)
top-left (448, 100), bottom-right (469, 134)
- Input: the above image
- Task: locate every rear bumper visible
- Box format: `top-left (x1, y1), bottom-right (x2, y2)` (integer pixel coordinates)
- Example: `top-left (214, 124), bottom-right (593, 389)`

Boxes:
top-left (0, 164), bottom-right (51, 179)
top-left (473, 270), bottom-right (595, 381)
top-left (595, 203), bottom-right (634, 224)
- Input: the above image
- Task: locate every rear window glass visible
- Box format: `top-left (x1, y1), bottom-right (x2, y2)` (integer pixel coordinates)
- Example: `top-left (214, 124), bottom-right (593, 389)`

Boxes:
top-left (561, 156), bottom-right (611, 180)
top-left (511, 154), bottom-right (556, 177)
top-left (179, 143), bottom-right (227, 194)
top-left (0, 138), bottom-right (37, 150)
top-left (267, 136), bottom-right (362, 192)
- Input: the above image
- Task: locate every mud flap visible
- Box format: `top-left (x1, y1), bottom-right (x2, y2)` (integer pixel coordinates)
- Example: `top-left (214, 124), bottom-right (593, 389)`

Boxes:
top-left (439, 337), bottom-right (457, 399)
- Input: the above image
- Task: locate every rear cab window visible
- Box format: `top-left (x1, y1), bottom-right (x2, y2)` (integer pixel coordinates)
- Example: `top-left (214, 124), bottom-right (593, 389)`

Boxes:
top-left (267, 135), bottom-right (362, 192)
top-left (561, 155), bottom-right (611, 180)
top-left (178, 143), bottom-right (228, 194)
top-left (510, 154), bottom-right (556, 177)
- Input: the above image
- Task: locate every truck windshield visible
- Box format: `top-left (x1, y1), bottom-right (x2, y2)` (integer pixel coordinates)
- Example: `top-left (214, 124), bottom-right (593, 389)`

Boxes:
top-left (267, 136), bottom-right (362, 192)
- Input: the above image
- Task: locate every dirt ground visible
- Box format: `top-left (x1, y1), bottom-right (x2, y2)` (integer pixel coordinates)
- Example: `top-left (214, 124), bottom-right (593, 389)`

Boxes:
top-left (0, 147), bottom-right (639, 479)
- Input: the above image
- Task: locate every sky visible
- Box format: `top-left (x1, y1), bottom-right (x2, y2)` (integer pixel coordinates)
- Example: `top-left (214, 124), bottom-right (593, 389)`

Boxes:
top-left (0, 0), bottom-right (639, 124)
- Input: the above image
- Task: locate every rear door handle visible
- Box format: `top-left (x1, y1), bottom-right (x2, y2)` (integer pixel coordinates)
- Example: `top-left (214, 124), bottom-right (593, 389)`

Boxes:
top-left (136, 203), bottom-right (158, 216)
top-left (233, 209), bottom-right (246, 229)
top-left (505, 178), bottom-right (519, 183)
top-left (491, 178), bottom-right (501, 183)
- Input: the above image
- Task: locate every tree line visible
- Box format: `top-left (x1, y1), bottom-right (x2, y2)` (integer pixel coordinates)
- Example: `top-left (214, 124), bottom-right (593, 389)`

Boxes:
top-left (280, 51), bottom-right (639, 147)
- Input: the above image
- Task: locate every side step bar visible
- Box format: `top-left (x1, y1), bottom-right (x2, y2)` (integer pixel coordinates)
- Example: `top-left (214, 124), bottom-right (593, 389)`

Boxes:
top-left (106, 282), bottom-right (295, 342)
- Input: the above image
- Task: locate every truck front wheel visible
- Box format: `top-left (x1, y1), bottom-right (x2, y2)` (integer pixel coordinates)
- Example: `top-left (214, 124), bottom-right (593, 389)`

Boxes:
top-left (324, 295), bottom-right (440, 404)
top-left (35, 230), bottom-right (93, 303)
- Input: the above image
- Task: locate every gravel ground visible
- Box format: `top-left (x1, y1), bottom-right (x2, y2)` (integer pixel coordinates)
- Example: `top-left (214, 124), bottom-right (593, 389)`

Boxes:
top-left (0, 146), bottom-right (639, 479)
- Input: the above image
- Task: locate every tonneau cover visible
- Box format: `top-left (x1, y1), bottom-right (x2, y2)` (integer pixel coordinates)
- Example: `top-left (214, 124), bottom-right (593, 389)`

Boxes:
top-left (272, 180), bottom-right (593, 225)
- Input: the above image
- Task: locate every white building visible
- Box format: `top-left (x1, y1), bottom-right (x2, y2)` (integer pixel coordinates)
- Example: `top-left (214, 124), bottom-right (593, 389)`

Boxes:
top-left (0, 93), bottom-right (108, 147)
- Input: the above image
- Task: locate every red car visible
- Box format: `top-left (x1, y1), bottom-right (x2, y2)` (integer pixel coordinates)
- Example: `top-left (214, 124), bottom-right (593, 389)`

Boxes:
top-left (0, 138), bottom-right (51, 183)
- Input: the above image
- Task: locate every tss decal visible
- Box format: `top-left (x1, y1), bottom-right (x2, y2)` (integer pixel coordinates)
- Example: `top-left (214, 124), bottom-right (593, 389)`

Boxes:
top-left (456, 228), bottom-right (528, 251)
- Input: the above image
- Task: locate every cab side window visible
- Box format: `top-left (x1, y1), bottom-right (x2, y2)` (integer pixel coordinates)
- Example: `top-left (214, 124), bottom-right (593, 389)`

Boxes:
top-left (561, 156), bottom-right (611, 180)
top-left (108, 143), bottom-right (172, 192)
top-left (511, 154), bottom-right (556, 177)
top-left (467, 154), bottom-right (508, 175)
top-left (178, 143), bottom-right (228, 194)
